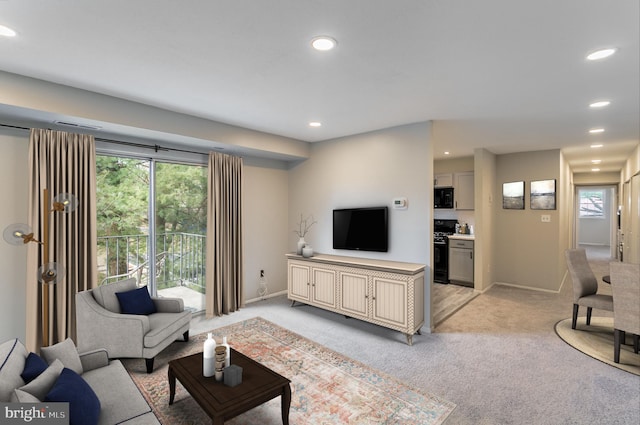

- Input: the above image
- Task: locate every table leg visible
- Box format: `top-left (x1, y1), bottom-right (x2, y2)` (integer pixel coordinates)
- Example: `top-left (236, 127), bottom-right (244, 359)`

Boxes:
top-left (281, 383), bottom-right (291, 425)
top-left (168, 366), bottom-right (176, 405)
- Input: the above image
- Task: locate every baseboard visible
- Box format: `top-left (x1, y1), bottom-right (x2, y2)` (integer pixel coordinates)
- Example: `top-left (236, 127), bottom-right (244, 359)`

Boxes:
top-left (476, 282), bottom-right (496, 294)
top-left (494, 281), bottom-right (561, 294)
top-left (245, 290), bottom-right (287, 305)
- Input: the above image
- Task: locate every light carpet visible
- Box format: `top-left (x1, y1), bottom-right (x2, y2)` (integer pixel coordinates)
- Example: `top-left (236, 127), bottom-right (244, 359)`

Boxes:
top-left (123, 317), bottom-right (456, 424)
top-left (555, 316), bottom-right (640, 376)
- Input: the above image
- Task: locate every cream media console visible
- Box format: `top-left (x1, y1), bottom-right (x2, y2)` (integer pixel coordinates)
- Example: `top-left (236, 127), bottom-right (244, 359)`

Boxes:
top-left (286, 253), bottom-right (425, 345)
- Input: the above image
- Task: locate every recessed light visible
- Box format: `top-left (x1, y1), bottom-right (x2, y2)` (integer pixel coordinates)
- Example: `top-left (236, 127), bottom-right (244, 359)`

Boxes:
top-left (444, 151), bottom-right (450, 155)
top-left (0, 25), bottom-right (16, 37)
top-left (311, 36), bottom-right (337, 51)
top-left (589, 128), bottom-right (605, 134)
top-left (589, 101), bottom-right (610, 108)
top-left (591, 168), bottom-right (601, 172)
top-left (309, 121), bottom-right (322, 127)
top-left (590, 144), bottom-right (603, 148)
top-left (591, 159), bottom-right (602, 164)
top-left (587, 48), bottom-right (617, 61)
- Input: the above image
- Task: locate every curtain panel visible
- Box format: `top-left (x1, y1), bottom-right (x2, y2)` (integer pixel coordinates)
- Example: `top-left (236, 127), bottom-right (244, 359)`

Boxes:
top-left (206, 152), bottom-right (243, 317)
top-left (26, 129), bottom-right (97, 351)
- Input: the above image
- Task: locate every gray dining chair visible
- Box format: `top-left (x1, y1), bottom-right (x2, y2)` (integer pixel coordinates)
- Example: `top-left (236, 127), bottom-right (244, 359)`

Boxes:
top-left (610, 262), bottom-right (640, 363)
top-left (564, 249), bottom-right (613, 329)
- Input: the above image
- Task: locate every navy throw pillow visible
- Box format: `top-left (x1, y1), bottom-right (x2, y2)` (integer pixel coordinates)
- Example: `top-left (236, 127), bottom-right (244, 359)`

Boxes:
top-left (44, 368), bottom-right (101, 425)
top-left (115, 286), bottom-right (157, 315)
top-left (21, 352), bottom-right (49, 383)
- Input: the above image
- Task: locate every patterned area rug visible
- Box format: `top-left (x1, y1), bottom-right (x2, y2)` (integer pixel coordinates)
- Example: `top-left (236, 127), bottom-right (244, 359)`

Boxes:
top-left (123, 317), bottom-right (456, 424)
top-left (555, 316), bottom-right (640, 376)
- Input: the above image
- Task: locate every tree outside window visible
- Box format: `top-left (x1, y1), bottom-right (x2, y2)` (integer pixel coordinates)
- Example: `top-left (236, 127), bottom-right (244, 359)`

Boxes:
top-left (579, 189), bottom-right (605, 218)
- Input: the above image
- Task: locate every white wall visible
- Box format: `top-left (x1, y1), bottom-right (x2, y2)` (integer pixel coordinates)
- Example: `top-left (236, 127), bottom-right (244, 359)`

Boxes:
top-left (242, 159), bottom-right (290, 301)
top-left (0, 129), bottom-right (29, 342)
top-left (288, 122), bottom-right (433, 265)
top-left (494, 149), bottom-right (565, 292)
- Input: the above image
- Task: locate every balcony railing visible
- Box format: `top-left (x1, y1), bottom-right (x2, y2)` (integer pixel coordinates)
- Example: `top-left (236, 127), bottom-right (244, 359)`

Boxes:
top-left (97, 232), bottom-right (206, 296)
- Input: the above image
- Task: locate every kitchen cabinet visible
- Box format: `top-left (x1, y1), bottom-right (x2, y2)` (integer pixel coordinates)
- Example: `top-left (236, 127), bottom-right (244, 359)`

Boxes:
top-left (449, 238), bottom-right (474, 287)
top-left (287, 254), bottom-right (425, 345)
top-left (434, 173), bottom-right (453, 187)
top-left (455, 172), bottom-right (474, 210)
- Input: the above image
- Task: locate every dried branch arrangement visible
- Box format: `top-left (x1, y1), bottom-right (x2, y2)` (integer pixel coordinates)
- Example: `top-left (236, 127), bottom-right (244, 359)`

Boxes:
top-left (293, 213), bottom-right (317, 238)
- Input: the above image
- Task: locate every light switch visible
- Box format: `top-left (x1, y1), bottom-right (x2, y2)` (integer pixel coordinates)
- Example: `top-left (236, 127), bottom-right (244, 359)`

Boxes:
top-left (541, 215), bottom-right (551, 222)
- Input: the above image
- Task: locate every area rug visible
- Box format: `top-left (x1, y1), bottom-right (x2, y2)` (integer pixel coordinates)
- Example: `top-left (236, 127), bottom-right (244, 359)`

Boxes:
top-left (123, 317), bottom-right (456, 424)
top-left (555, 316), bottom-right (640, 376)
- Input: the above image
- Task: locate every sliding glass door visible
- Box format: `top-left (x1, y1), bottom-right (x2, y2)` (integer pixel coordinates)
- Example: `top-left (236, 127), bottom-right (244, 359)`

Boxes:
top-left (96, 155), bottom-right (207, 313)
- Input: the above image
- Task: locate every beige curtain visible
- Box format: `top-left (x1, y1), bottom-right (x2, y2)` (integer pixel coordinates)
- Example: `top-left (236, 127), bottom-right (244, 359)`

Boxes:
top-left (205, 152), bottom-right (243, 317)
top-left (26, 129), bottom-right (97, 351)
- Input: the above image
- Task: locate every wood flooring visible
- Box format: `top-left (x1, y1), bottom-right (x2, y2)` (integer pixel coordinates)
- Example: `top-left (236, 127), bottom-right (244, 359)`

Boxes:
top-left (432, 282), bottom-right (478, 326)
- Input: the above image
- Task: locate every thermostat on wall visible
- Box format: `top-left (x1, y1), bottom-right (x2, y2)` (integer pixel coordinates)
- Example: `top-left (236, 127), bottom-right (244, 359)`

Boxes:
top-left (393, 197), bottom-right (408, 209)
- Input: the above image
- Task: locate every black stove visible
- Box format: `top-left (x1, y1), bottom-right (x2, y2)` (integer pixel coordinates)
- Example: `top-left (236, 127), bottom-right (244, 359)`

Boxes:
top-left (434, 232), bottom-right (450, 243)
top-left (434, 219), bottom-right (458, 283)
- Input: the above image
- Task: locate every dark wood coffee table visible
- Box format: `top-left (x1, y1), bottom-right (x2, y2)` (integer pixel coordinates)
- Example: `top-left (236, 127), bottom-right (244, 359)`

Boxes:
top-left (168, 348), bottom-right (291, 424)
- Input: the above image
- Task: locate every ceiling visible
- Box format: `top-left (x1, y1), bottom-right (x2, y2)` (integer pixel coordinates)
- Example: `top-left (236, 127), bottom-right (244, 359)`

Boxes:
top-left (0, 0), bottom-right (638, 172)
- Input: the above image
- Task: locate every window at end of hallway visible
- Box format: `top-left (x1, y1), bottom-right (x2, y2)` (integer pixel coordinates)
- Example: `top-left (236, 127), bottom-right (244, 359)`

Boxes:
top-left (579, 190), bottom-right (605, 218)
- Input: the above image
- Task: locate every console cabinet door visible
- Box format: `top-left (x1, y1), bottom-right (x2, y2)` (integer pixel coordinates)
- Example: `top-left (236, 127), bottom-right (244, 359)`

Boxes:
top-left (311, 267), bottom-right (336, 308)
top-left (372, 276), bottom-right (408, 328)
top-left (288, 262), bottom-right (310, 302)
top-left (338, 271), bottom-right (369, 320)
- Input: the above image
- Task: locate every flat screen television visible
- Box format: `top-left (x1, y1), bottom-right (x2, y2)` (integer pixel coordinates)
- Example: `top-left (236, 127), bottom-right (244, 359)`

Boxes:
top-left (333, 206), bottom-right (388, 252)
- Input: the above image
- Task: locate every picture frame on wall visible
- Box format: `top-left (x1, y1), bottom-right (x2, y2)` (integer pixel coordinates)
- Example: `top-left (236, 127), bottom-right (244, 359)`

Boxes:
top-left (530, 179), bottom-right (556, 210)
top-left (503, 181), bottom-right (525, 209)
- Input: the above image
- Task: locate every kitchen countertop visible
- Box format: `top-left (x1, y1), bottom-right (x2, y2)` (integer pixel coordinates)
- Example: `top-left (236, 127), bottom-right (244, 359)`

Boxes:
top-left (448, 234), bottom-right (475, 241)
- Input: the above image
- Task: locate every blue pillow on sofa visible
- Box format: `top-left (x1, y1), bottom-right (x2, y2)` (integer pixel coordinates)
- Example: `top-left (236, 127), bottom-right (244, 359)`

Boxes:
top-left (21, 352), bottom-right (49, 383)
top-left (115, 286), bottom-right (157, 315)
top-left (44, 368), bottom-right (101, 425)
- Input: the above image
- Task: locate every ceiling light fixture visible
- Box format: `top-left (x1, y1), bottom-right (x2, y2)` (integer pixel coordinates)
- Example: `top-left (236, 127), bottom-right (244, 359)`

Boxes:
top-left (591, 159), bottom-right (602, 164)
top-left (589, 128), bottom-right (605, 134)
top-left (0, 25), bottom-right (17, 37)
top-left (591, 168), bottom-right (601, 172)
top-left (444, 151), bottom-right (450, 155)
top-left (589, 100), bottom-right (610, 108)
top-left (586, 48), bottom-right (617, 61)
top-left (590, 144), bottom-right (603, 148)
top-left (309, 121), bottom-right (322, 127)
top-left (311, 36), bottom-right (337, 51)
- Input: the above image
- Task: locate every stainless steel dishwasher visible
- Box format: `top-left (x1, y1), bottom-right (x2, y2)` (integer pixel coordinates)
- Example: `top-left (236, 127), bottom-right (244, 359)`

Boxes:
top-left (448, 239), bottom-right (474, 287)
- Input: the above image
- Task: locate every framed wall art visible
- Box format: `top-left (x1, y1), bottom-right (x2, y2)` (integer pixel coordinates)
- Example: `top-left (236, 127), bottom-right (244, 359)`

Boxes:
top-left (503, 181), bottom-right (525, 209)
top-left (530, 179), bottom-right (556, 210)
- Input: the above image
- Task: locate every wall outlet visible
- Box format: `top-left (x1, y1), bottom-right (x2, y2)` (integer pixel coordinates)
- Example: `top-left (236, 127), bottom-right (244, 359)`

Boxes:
top-left (541, 215), bottom-right (551, 222)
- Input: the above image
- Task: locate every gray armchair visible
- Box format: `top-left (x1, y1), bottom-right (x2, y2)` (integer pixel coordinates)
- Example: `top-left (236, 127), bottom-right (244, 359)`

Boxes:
top-left (76, 278), bottom-right (192, 373)
top-left (610, 262), bottom-right (640, 363)
top-left (564, 249), bottom-right (613, 329)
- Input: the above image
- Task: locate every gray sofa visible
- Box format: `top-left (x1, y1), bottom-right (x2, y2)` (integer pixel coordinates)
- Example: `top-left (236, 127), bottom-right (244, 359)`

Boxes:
top-left (76, 278), bottom-right (192, 373)
top-left (0, 337), bottom-right (159, 425)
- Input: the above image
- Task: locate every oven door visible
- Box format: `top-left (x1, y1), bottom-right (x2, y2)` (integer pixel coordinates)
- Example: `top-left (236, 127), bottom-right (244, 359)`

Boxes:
top-left (434, 241), bottom-right (449, 283)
